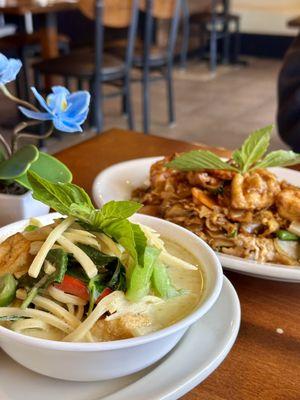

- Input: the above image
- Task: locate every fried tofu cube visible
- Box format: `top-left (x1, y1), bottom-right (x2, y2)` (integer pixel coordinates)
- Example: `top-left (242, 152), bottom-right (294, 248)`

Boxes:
top-left (92, 314), bottom-right (151, 341)
top-left (0, 233), bottom-right (33, 276)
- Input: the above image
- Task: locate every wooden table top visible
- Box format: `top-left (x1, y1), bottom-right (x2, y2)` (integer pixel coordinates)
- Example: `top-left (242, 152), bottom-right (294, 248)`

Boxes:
top-left (0, 0), bottom-right (77, 15)
top-left (56, 128), bottom-right (300, 400)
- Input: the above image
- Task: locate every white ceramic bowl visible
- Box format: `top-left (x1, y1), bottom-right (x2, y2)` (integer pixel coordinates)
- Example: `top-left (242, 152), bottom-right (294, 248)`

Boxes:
top-left (0, 213), bottom-right (223, 382)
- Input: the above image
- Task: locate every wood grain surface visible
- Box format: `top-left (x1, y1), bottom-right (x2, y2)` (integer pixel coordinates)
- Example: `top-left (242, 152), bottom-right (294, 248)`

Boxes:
top-left (56, 128), bottom-right (300, 400)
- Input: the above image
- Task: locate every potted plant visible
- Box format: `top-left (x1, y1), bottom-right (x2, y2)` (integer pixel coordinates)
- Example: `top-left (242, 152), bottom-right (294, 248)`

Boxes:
top-left (0, 52), bottom-right (91, 225)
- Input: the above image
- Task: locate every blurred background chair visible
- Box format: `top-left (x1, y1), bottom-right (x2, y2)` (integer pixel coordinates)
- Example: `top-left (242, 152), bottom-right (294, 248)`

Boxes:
top-left (105, 0), bottom-right (182, 134)
top-left (188, 0), bottom-right (241, 72)
top-left (0, 14), bottom-right (17, 38)
top-left (138, 0), bottom-right (182, 134)
top-left (0, 12), bottom-right (70, 101)
top-left (32, 0), bottom-right (139, 133)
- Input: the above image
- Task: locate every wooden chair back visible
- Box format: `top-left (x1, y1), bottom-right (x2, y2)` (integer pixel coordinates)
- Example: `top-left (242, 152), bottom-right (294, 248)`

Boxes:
top-left (78, 0), bottom-right (133, 28)
top-left (139, 0), bottom-right (178, 20)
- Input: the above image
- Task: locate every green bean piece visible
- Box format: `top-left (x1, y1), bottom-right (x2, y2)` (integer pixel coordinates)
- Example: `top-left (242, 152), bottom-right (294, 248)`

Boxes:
top-left (276, 230), bottom-right (299, 241)
top-left (0, 273), bottom-right (17, 307)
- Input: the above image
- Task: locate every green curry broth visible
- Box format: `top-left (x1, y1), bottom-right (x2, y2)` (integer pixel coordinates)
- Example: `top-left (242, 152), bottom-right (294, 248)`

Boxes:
top-left (145, 238), bottom-right (205, 331)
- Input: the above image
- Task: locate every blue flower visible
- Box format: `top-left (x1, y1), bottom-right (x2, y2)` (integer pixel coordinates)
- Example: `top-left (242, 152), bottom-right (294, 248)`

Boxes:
top-left (0, 53), bottom-right (22, 85)
top-left (19, 86), bottom-right (91, 133)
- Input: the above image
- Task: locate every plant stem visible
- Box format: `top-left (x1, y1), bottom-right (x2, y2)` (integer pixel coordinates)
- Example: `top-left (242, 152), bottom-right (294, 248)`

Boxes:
top-left (12, 121), bottom-right (54, 153)
top-left (0, 133), bottom-right (12, 158)
top-left (0, 84), bottom-right (38, 112)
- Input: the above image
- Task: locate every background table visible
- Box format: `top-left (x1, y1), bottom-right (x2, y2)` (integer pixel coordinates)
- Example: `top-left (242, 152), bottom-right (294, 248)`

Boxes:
top-left (56, 128), bottom-right (300, 400)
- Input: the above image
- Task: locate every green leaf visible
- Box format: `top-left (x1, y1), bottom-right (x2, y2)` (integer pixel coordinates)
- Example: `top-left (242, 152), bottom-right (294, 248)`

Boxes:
top-left (101, 218), bottom-right (139, 263)
top-left (28, 172), bottom-right (150, 298)
top-left (251, 150), bottom-right (300, 170)
top-left (87, 200), bottom-right (142, 232)
top-left (132, 223), bottom-right (148, 265)
top-left (69, 203), bottom-right (95, 225)
top-left (232, 149), bottom-right (244, 170)
top-left (99, 201), bottom-right (142, 224)
top-left (235, 125), bottom-right (273, 173)
top-left (87, 256), bottom-right (126, 314)
top-left (126, 246), bottom-right (160, 302)
top-left (0, 145), bottom-right (39, 180)
top-left (28, 171), bottom-right (93, 215)
top-left (107, 260), bottom-right (126, 291)
top-left (29, 171), bottom-right (147, 253)
top-left (66, 263), bottom-right (89, 283)
top-left (92, 219), bottom-right (146, 267)
top-left (166, 150), bottom-right (238, 172)
top-left (71, 202), bottom-right (145, 265)
top-left (46, 248), bottom-right (68, 283)
top-left (88, 277), bottom-right (106, 314)
top-left (77, 244), bottom-right (116, 267)
top-left (15, 152), bottom-right (72, 189)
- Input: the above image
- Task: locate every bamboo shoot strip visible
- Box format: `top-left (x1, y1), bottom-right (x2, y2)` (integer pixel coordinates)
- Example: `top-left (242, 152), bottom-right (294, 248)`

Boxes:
top-left (28, 217), bottom-right (74, 278)
top-left (63, 291), bottom-right (121, 342)
top-left (56, 235), bottom-right (98, 278)
top-left (0, 307), bottom-right (71, 333)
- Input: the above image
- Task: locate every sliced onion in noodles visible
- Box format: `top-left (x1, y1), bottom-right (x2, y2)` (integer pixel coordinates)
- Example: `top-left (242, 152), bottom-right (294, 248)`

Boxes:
top-left (11, 318), bottom-right (48, 333)
top-left (48, 285), bottom-right (87, 306)
top-left (63, 291), bottom-right (123, 342)
top-left (32, 296), bottom-right (81, 329)
top-left (0, 308), bottom-right (71, 333)
top-left (274, 239), bottom-right (299, 265)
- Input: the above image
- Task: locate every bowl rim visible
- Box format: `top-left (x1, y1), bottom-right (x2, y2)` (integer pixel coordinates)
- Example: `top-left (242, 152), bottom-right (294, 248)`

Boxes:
top-left (0, 213), bottom-right (223, 352)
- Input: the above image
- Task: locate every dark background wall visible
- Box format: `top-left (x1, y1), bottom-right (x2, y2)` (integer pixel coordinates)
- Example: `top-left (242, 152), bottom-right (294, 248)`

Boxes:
top-left (240, 34), bottom-right (294, 59)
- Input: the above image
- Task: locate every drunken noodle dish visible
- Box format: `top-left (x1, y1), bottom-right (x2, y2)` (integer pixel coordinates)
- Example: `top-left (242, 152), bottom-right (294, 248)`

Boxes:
top-left (132, 126), bottom-right (300, 266)
top-left (0, 172), bottom-right (203, 342)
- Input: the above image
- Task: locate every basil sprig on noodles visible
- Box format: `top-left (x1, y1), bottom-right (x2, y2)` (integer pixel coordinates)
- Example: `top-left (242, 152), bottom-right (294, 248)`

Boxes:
top-left (166, 125), bottom-right (300, 173)
top-left (27, 171), bottom-right (180, 302)
top-left (28, 171), bottom-right (145, 264)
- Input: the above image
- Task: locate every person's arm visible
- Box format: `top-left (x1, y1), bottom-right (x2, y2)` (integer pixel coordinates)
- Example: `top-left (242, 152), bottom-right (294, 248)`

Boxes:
top-left (277, 34), bottom-right (300, 152)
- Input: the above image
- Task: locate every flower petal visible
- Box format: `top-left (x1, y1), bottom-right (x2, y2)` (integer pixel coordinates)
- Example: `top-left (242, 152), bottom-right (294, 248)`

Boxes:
top-left (19, 106), bottom-right (52, 121)
top-left (31, 87), bottom-right (52, 113)
top-left (65, 91), bottom-right (90, 117)
top-left (47, 86), bottom-right (70, 111)
top-left (0, 58), bottom-right (22, 85)
top-left (52, 86), bottom-right (70, 96)
top-left (53, 92), bottom-right (68, 114)
top-left (66, 108), bottom-right (89, 125)
top-left (0, 53), bottom-right (8, 70)
top-left (53, 115), bottom-right (82, 133)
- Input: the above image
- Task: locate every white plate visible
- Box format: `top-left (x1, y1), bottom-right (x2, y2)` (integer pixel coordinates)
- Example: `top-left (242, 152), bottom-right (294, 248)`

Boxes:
top-left (92, 157), bottom-right (300, 282)
top-left (0, 277), bottom-right (240, 400)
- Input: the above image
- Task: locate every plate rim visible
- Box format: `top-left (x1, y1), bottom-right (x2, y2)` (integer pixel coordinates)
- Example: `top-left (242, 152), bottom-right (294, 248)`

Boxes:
top-left (92, 156), bottom-right (300, 282)
top-left (92, 156), bottom-right (163, 207)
